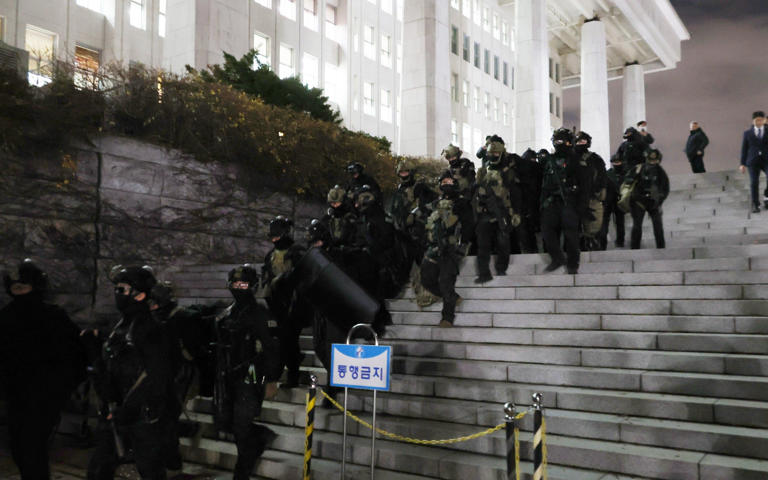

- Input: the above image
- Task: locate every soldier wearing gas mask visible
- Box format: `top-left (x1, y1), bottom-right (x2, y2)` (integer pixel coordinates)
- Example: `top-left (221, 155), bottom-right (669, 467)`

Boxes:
top-left (574, 131), bottom-right (608, 251)
top-left (473, 141), bottom-right (522, 283)
top-left (420, 171), bottom-right (467, 327)
top-left (262, 216), bottom-right (309, 388)
top-left (0, 259), bottom-right (87, 480)
top-left (601, 154), bottom-right (627, 249)
top-left (213, 265), bottom-right (280, 480)
top-left (345, 162), bottom-right (382, 203)
top-left (443, 145), bottom-right (477, 248)
top-left (88, 265), bottom-right (173, 480)
top-left (540, 128), bottom-right (592, 274)
top-left (623, 149), bottom-right (669, 249)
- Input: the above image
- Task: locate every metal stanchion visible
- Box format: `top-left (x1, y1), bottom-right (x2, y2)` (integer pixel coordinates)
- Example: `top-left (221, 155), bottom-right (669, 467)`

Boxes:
top-left (303, 374), bottom-right (318, 480)
top-left (532, 393), bottom-right (546, 480)
top-left (504, 402), bottom-right (518, 480)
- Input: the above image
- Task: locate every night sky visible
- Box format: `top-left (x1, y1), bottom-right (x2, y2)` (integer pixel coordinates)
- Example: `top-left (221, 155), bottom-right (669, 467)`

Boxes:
top-left (563, 0), bottom-right (768, 174)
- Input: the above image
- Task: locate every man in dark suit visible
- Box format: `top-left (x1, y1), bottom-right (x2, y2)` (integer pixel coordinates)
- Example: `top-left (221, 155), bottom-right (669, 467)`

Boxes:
top-left (740, 111), bottom-right (768, 213)
top-left (685, 121), bottom-right (709, 173)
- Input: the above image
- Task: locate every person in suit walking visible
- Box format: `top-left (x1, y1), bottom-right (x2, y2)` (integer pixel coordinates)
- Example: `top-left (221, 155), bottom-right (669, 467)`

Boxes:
top-left (740, 111), bottom-right (768, 213)
top-left (685, 121), bottom-right (709, 173)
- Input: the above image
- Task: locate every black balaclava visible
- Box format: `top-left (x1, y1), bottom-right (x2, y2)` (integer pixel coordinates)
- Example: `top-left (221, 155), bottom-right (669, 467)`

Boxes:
top-left (227, 265), bottom-right (259, 305)
top-left (552, 128), bottom-right (574, 155)
top-left (438, 171), bottom-right (459, 199)
top-left (111, 265), bottom-right (156, 317)
top-left (575, 131), bottom-right (592, 155)
top-left (3, 259), bottom-right (47, 304)
top-left (269, 216), bottom-right (294, 250)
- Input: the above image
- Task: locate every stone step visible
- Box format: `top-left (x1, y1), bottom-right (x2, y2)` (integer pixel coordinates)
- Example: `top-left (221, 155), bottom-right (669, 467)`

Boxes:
top-left (400, 285), bottom-right (744, 300)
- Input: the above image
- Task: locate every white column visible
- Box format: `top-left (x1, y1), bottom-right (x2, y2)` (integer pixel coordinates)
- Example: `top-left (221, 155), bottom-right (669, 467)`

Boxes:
top-left (514, 0), bottom-right (551, 153)
top-left (580, 19), bottom-right (610, 164)
top-left (622, 63), bottom-right (646, 130)
top-left (400, 0), bottom-right (451, 158)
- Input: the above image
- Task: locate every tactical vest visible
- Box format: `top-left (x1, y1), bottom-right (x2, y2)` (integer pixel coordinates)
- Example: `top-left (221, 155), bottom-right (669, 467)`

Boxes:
top-left (425, 199), bottom-right (461, 260)
top-left (215, 305), bottom-right (264, 379)
top-left (268, 249), bottom-right (291, 278)
top-left (638, 164), bottom-right (663, 202)
top-left (390, 183), bottom-right (416, 230)
top-left (102, 319), bottom-right (146, 402)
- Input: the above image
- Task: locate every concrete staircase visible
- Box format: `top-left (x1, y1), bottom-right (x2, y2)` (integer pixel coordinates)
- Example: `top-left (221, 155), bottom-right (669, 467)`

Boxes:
top-left (174, 169), bottom-right (768, 479)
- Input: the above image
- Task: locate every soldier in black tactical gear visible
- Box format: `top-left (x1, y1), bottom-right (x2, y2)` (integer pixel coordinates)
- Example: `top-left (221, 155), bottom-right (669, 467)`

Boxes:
top-left (389, 157), bottom-right (420, 232)
top-left (88, 265), bottom-right (173, 480)
top-left (443, 145), bottom-right (477, 247)
top-left (540, 128), bottom-right (592, 274)
top-left (575, 131), bottom-right (608, 251)
top-left (0, 260), bottom-right (87, 480)
top-left (623, 149), bottom-right (670, 249)
top-left (420, 171), bottom-right (467, 328)
top-left (404, 182), bottom-right (440, 265)
top-left (345, 162), bottom-right (382, 203)
top-left (601, 154), bottom-right (627, 248)
top-left (518, 148), bottom-right (543, 253)
top-left (323, 185), bottom-right (358, 252)
top-left (262, 215), bottom-right (309, 388)
top-left (476, 134), bottom-right (505, 167)
top-left (616, 127), bottom-right (649, 169)
top-left (473, 141), bottom-right (522, 283)
top-left (213, 265), bottom-right (280, 480)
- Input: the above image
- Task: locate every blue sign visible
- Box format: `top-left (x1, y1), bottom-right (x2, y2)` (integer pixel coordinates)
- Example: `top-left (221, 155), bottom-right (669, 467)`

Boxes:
top-left (330, 344), bottom-right (391, 391)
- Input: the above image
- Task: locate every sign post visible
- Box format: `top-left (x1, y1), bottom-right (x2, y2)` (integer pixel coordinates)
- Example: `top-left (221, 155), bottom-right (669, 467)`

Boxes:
top-left (331, 323), bottom-right (391, 480)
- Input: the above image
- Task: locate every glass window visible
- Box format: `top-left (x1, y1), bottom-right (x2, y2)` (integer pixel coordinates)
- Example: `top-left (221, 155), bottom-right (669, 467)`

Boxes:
top-left (549, 58), bottom-right (553, 79)
top-left (484, 48), bottom-right (490, 74)
top-left (462, 0), bottom-right (471, 18)
top-left (363, 81), bottom-right (375, 115)
top-left (280, 0), bottom-right (296, 20)
top-left (451, 26), bottom-right (458, 55)
top-left (549, 93), bottom-right (554, 114)
top-left (462, 80), bottom-right (469, 107)
top-left (324, 62), bottom-right (341, 101)
top-left (254, 32), bottom-right (271, 67)
top-left (25, 26), bottom-right (56, 86)
top-left (451, 119), bottom-right (458, 144)
top-left (74, 45), bottom-right (100, 88)
top-left (473, 0), bottom-right (480, 25)
top-left (462, 34), bottom-right (470, 62)
top-left (77, 0), bottom-right (107, 15)
top-left (0, 16), bottom-right (4, 42)
top-left (556, 96), bottom-right (561, 118)
top-left (510, 66), bottom-right (515, 89)
top-left (493, 55), bottom-right (499, 80)
top-left (396, 0), bottom-right (403, 20)
top-left (381, 34), bottom-right (392, 67)
top-left (473, 42), bottom-right (480, 68)
top-left (473, 128), bottom-right (482, 154)
top-left (502, 21), bottom-right (509, 46)
top-left (363, 25), bottom-right (376, 60)
top-left (503, 61), bottom-right (508, 85)
top-left (484, 91), bottom-right (490, 118)
top-left (503, 102), bottom-right (509, 126)
top-left (279, 44), bottom-right (294, 78)
top-left (474, 86), bottom-right (480, 113)
top-left (492, 13), bottom-right (499, 39)
top-left (158, 0), bottom-right (166, 37)
top-left (451, 0), bottom-right (459, 10)
top-left (304, 0), bottom-right (318, 30)
top-left (462, 123), bottom-right (471, 152)
top-left (556, 63), bottom-right (561, 83)
top-left (326, 5), bottom-right (337, 24)
top-left (493, 97), bottom-right (499, 122)
top-left (381, 89), bottom-right (391, 121)
top-left (254, 0), bottom-right (272, 8)
top-left (381, 0), bottom-right (392, 14)
top-left (129, 0), bottom-right (145, 29)
top-left (451, 73), bottom-right (459, 102)
top-left (302, 53), bottom-right (318, 88)
top-left (482, 7), bottom-right (489, 31)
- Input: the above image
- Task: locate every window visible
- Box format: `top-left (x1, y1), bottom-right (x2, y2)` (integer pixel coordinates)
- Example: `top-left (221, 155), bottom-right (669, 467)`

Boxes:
top-left (302, 53), bottom-right (318, 88)
top-left (556, 63), bottom-right (561, 83)
top-left (462, 80), bottom-right (469, 107)
top-left (473, 0), bottom-right (480, 25)
top-left (381, 89), bottom-right (391, 121)
top-left (503, 61), bottom-right (508, 86)
top-left (549, 58), bottom-right (553, 79)
top-left (0, 16), bottom-right (4, 42)
top-left (484, 91), bottom-right (490, 118)
top-left (474, 87), bottom-right (481, 113)
top-left (304, 0), bottom-right (318, 30)
top-left (324, 63), bottom-right (341, 100)
top-left (382, 0), bottom-right (392, 14)
top-left (549, 93), bottom-right (554, 114)
top-left (556, 96), bottom-right (561, 118)
top-left (482, 7), bottom-right (489, 31)
top-left (77, 0), bottom-right (107, 15)
top-left (473, 42), bottom-right (480, 68)
top-left (502, 21), bottom-right (509, 46)
top-left (510, 66), bottom-right (515, 88)
top-left (503, 102), bottom-right (509, 126)
top-left (493, 97), bottom-right (499, 122)
top-left (363, 25), bottom-right (376, 60)
top-left (397, 42), bottom-right (402, 73)
top-left (493, 55), bottom-right (499, 80)
top-left (484, 48), bottom-right (490, 74)
top-left (254, 33), bottom-right (270, 66)
top-left (381, 34), bottom-right (392, 67)
top-left (279, 44), bottom-right (294, 78)
top-left (462, 34), bottom-right (470, 62)
top-left (462, 123), bottom-right (471, 152)
top-left (462, 0), bottom-right (471, 18)
top-left (25, 26), bottom-right (56, 86)
top-left (363, 82), bottom-right (375, 115)
top-left (158, 0), bottom-right (166, 37)
top-left (451, 0), bottom-right (459, 10)
top-left (396, 0), bottom-right (403, 20)
top-left (74, 45), bottom-right (100, 88)
top-left (451, 26), bottom-right (458, 55)
top-left (493, 14), bottom-right (500, 39)
top-left (129, 0), bottom-right (145, 29)
top-left (451, 119), bottom-right (458, 144)
top-left (326, 5), bottom-right (337, 24)
top-left (280, 0), bottom-right (296, 20)
top-left (451, 73), bottom-right (459, 102)
top-left (473, 128), bottom-right (482, 153)
top-left (255, 0), bottom-right (272, 7)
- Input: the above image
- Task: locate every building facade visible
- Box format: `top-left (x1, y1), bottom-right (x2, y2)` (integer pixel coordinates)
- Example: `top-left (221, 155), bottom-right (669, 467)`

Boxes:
top-left (0, 0), bottom-right (688, 164)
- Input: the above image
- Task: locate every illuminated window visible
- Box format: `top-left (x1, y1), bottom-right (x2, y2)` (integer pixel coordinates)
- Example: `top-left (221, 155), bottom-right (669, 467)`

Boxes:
top-left (474, 86), bottom-right (481, 113)
top-left (502, 21), bottom-right (510, 46)
top-left (280, 0), bottom-right (296, 20)
top-left (451, 0), bottom-right (459, 10)
top-left (363, 25), bottom-right (376, 60)
top-left (451, 119), bottom-right (458, 144)
top-left (158, 0), bottom-right (166, 37)
top-left (473, 0), bottom-right (480, 25)
top-left (492, 14), bottom-right (499, 39)
top-left (302, 53), bottom-right (318, 88)
top-left (74, 45), bottom-right (100, 88)
top-left (324, 62), bottom-right (342, 101)
top-left (462, 0), bottom-right (470, 18)
top-left (473, 128), bottom-right (482, 153)
top-left (304, 0), bottom-right (318, 30)
top-left (381, 34), bottom-right (392, 67)
top-left (484, 91), bottom-right (490, 118)
top-left (254, 32), bottom-right (271, 67)
top-left (503, 102), bottom-right (509, 126)
top-left (363, 82), bottom-right (375, 116)
top-left (462, 80), bottom-right (469, 107)
top-left (462, 123), bottom-right (471, 152)
top-left (25, 26), bottom-right (56, 86)
top-left (326, 5), bottom-right (336, 24)
top-left (254, 0), bottom-right (272, 8)
top-left (129, 0), bottom-right (145, 29)
top-left (381, 0), bottom-right (392, 14)
top-left (493, 97), bottom-right (499, 122)
top-left (279, 44), bottom-right (294, 78)
top-left (451, 73), bottom-right (459, 102)
top-left (482, 7), bottom-right (489, 31)
top-left (76, 0), bottom-right (107, 15)
top-left (381, 89), bottom-right (391, 122)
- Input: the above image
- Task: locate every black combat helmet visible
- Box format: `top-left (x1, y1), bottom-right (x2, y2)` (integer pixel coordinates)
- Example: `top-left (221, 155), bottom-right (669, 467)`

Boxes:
top-left (521, 148), bottom-right (537, 162)
top-left (269, 215), bottom-right (293, 239)
top-left (575, 131), bottom-right (592, 148)
top-left (487, 141), bottom-right (506, 167)
top-left (623, 127), bottom-right (639, 140)
top-left (347, 163), bottom-right (364, 176)
top-left (3, 259), bottom-right (48, 295)
top-left (438, 170), bottom-right (459, 197)
top-left (307, 218), bottom-right (331, 245)
top-left (551, 127), bottom-right (574, 147)
top-left (149, 280), bottom-right (177, 310)
top-left (228, 264), bottom-right (259, 289)
top-left (355, 185), bottom-right (377, 212)
top-left (110, 265), bottom-right (157, 294)
top-left (645, 149), bottom-right (663, 163)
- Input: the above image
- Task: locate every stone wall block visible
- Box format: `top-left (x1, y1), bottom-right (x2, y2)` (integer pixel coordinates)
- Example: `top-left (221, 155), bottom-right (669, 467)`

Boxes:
top-left (101, 154), bottom-right (164, 196)
top-left (101, 189), bottom-right (163, 227)
top-left (22, 218), bottom-right (97, 258)
top-left (0, 176), bottom-right (97, 222)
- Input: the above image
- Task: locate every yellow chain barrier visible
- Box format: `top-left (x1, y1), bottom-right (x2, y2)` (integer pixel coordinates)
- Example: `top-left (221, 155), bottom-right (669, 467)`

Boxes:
top-left (319, 388), bottom-right (530, 445)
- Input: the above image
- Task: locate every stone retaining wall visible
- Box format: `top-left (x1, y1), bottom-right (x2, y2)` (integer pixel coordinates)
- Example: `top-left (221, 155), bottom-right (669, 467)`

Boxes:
top-left (0, 136), bottom-right (323, 324)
